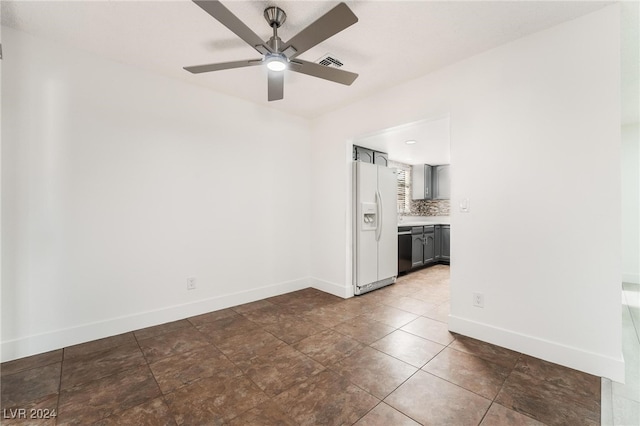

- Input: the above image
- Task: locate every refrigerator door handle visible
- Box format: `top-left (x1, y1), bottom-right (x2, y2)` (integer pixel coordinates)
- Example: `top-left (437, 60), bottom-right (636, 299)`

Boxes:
top-left (375, 189), bottom-right (383, 242)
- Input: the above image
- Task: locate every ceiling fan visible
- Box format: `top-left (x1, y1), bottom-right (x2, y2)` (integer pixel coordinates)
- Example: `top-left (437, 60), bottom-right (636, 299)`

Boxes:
top-left (184, 0), bottom-right (359, 101)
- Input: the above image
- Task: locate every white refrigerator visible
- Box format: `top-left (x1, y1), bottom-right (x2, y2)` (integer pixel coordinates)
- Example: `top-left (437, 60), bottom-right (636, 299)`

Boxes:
top-left (353, 161), bottom-right (398, 295)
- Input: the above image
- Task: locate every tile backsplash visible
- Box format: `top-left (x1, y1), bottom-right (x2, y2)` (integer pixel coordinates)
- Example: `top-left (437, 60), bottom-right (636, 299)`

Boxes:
top-left (410, 199), bottom-right (450, 216)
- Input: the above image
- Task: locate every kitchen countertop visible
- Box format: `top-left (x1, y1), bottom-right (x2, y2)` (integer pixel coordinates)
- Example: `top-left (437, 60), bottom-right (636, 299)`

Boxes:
top-left (398, 216), bottom-right (450, 227)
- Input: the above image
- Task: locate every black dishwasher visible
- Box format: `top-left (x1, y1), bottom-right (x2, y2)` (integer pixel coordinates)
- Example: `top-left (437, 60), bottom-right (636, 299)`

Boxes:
top-left (398, 227), bottom-right (412, 274)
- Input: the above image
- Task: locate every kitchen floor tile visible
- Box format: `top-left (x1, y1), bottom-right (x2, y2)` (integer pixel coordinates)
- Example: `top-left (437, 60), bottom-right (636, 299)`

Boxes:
top-left (60, 341), bottom-right (146, 390)
top-left (6, 265), bottom-right (616, 426)
top-left (361, 305), bottom-right (419, 328)
top-left (274, 369), bottom-right (379, 426)
top-left (239, 303), bottom-right (296, 326)
top-left (422, 347), bottom-right (511, 400)
top-left (371, 329), bottom-right (445, 367)
top-left (214, 328), bottom-right (287, 371)
top-left (329, 346), bottom-right (417, 399)
top-left (354, 402), bottom-right (421, 426)
top-left (196, 314), bottom-right (260, 345)
top-left (495, 370), bottom-right (600, 425)
top-left (401, 316), bottom-right (455, 345)
top-left (293, 329), bottom-right (364, 366)
top-left (133, 319), bottom-right (192, 341)
top-left (149, 344), bottom-right (242, 393)
top-left (479, 402), bottom-right (545, 425)
top-left (423, 301), bottom-right (450, 323)
top-left (93, 397), bottom-right (177, 426)
top-left (385, 370), bottom-right (491, 426)
top-left (164, 375), bottom-right (268, 425)
top-left (63, 332), bottom-right (136, 360)
top-left (332, 315), bottom-right (395, 345)
top-left (267, 288), bottom-right (342, 312)
top-left (244, 345), bottom-right (325, 397)
top-left (138, 326), bottom-right (210, 363)
top-left (230, 298), bottom-right (276, 314)
top-left (337, 296), bottom-right (381, 316)
top-left (382, 296), bottom-right (438, 315)
top-left (57, 365), bottom-right (161, 425)
top-left (226, 400), bottom-right (298, 426)
top-left (304, 303), bottom-right (359, 328)
top-left (514, 355), bottom-right (601, 402)
top-left (413, 285), bottom-right (451, 304)
top-left (0, 349), bottom-right (63, 377)
top-left (262, 314), bottom-right (326, 344)
top-left (187, 308), bottom-right (238, 327)
top-left (0, 394), bottom-right (59, 426)
top-left (1, 363), bottom-right (61, 409)
top-left (449, 334), bottom-right (520, 369)
top-left (354, 288), bottom-right (398, 305)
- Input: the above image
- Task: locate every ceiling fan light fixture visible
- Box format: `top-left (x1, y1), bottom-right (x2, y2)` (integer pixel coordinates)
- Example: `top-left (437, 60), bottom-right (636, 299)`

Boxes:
top-left (266, 55), bottom-right (287, 72)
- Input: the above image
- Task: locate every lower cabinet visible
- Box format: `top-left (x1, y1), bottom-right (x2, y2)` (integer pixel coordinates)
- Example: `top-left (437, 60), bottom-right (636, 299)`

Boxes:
top-left (411, 228), bottom-right (424, 269)
top-left (440, 225), bottom-right (450, 262)
top-left (411, 226), bottom-right (436, 268)
top-left (405, 224), bottom-right (449, 272)
top-left (434, 225), bottom-right (450, 263)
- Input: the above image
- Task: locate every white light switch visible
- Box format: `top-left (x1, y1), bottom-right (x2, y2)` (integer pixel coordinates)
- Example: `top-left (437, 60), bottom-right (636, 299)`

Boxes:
top-left (460, 198), bottom-right (470, 213)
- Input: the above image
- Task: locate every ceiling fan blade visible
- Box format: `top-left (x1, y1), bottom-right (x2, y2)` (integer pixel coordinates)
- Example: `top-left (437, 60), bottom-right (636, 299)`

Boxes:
top-left (184, 59), bottom-right (262, 74)
top-left (268, 71), bottom-right (284, 101)
top-left (281, 3), bottom-right (358, 59)
top-left (193, 0), bottom-right (271, 54)
top-left (289, 59), bottom-right (358, 85)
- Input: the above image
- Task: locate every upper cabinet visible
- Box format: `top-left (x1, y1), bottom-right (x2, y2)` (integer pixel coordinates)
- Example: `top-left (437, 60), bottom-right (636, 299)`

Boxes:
top-left (353, 145), bottom-right (388, 166)
top-left (354, 146), bottom-right (374, 163)
top-left (412, 164), bottom-right (433, 200)
top-left (373, 151), bottom-right (389, 167)
top-left (433, 165), bottom-right (450, 199)
top-left (412, 164), bottom-right (450, 200)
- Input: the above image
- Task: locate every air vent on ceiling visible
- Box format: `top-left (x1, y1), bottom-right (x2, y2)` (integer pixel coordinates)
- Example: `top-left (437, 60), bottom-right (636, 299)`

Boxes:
top-left (316, 53), bottom-right (344, 68)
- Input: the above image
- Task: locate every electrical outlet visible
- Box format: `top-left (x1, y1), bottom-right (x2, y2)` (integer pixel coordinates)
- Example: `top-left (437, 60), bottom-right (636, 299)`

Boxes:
top-left (473, 292), bottom-right (484, 308)
top-left (187, 277), bottom-right (196, 290)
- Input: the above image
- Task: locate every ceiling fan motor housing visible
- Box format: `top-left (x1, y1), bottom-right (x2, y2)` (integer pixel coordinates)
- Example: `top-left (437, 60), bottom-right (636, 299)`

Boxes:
top-left (264, 6), bottom-right (286, 28)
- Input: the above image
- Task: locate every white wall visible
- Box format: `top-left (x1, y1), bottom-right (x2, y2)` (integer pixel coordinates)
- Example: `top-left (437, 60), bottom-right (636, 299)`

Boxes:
top-left (1, 27), bottom-right (312, 361)
top-left (310, 6), bottom-right (624, 381)
top-left (622, 123), bottom-right (639, 284)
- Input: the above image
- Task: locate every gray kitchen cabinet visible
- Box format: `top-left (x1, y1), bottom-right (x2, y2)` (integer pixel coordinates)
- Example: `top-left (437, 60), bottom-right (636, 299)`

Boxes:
top-left (410, 225), bottom-right (435, 269)
top-left (440, 225), bottom-right (450, 262)
top-left (374, 151), bottom-right (389, 167)
top-left (433, 165), bottom-right (450, 199)
top-left (412, 164), bottom-right (450, 200)
top-left (412, 164), bottom-right (433, 200)
top-left (354, 146), bottom-right (374, 163)
top-left (434, 224), bottom-right (450, 263)
top-left (401, 224), bottom-right (450, 273)
top-left (424, 227), bottom-right (436, 264)
top-left (353, 145), bottom-right (389, 166)
top-left (411, 231), bottom-right (424, 269)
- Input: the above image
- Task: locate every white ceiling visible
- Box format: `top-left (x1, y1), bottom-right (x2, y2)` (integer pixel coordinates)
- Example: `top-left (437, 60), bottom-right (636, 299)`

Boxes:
top-left (1, 0), bottom-right (636, 122)
top-left (354, 115), bottom-right (451, 165)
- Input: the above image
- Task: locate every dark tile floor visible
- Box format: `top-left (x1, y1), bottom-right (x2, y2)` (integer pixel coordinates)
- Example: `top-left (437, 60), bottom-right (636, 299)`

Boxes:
top-left (1, 265), bottom-right (601, 425)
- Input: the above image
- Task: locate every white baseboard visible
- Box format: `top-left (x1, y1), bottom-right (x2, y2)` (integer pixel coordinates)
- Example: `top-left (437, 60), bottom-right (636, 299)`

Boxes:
top-left (309, 277), bottom-right (351, 298)
top-left (622, 272), bottom-right (640, 284)
top-left (448, 315), bottom-right (626, 383)
top-left (0, 277), bottom-right (311, 363)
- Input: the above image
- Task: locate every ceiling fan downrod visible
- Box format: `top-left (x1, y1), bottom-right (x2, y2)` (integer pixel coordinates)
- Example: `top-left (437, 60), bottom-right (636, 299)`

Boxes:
top-left (264, 6), bottom-right (286, 52)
